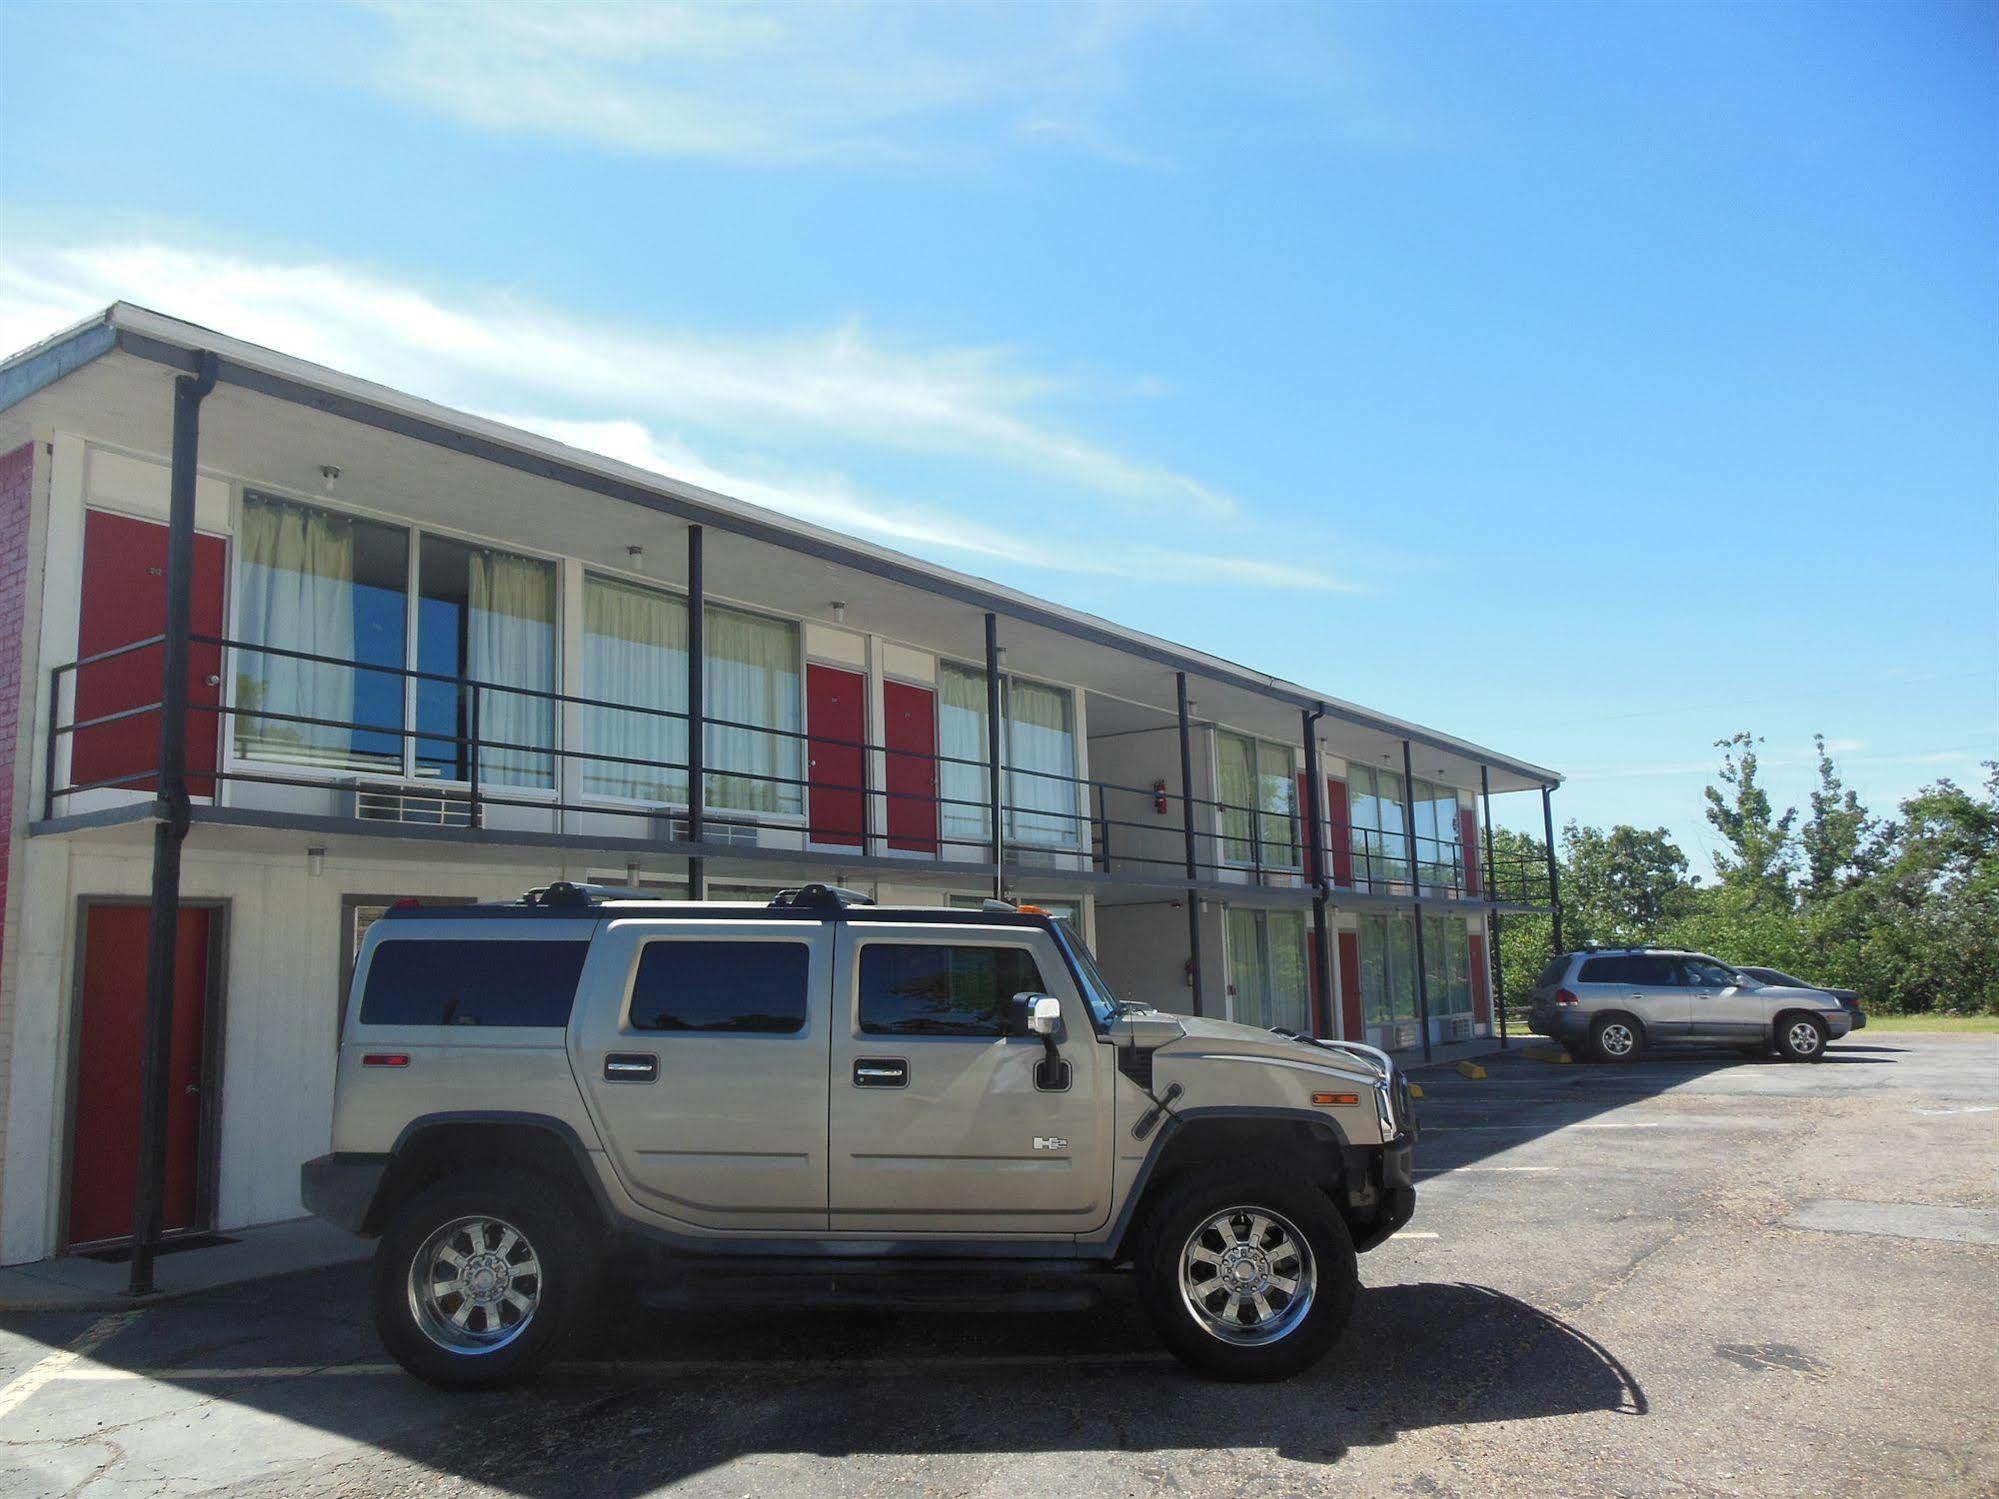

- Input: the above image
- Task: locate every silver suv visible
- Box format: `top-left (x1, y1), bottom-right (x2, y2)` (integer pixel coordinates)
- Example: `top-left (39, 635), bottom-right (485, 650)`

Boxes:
top-left (302, 883), bottom-right (1415, 1388)
top-left (1528, 948), bottom-right (1858, 1064)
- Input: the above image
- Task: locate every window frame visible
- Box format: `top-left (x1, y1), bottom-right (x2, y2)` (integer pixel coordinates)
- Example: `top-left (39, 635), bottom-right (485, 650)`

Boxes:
top-left (933, 660), bottom-right (1085, 852)
top-left (1214, 729), bottom-right (1300, 872)
top-left (623, 935), bottom-right (815, 1036)
top-left (852, 936), bottom-right (1055, 1040)
top-left (225, 485), bottom-right (567, 798)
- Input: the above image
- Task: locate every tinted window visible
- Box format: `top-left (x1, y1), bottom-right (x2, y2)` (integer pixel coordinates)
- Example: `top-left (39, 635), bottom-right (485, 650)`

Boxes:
top-left (628, 941), bottom-right (809, 1033)
top-left (359, 939), bottom-right (587, 1027)
top-left (1577, 956), bottom-right (1629, 984)
top-left (859, 944), bottom-right (1047, 1036)
top-left (1537, 954), bottom-right (1575, 987)
top-left (1680, 958), bottom-right (1738, 987)
top-left (1626, 955), bottom-right (1682, 986)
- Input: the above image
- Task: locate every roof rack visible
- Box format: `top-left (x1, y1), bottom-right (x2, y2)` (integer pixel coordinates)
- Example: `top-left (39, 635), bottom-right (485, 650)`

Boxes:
top-left (766, 884), bottom-right (876, 912)
top-left (520, 881), bottom-right (661, 909)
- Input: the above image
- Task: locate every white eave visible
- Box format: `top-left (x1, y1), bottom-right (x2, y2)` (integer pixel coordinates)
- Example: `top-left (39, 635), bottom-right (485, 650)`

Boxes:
top-left (1, 301), bottom-right (1562, 791)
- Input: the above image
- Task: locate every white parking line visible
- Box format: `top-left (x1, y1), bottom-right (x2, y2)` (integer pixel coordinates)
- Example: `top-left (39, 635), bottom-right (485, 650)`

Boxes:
top-left (0, 1311), bottom-right (142, 1420)
top-left (1414, 1165), bottom-right (1556, 1175)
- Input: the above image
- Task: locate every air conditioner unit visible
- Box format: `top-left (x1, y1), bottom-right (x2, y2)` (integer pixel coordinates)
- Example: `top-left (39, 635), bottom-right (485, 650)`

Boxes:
top-left (1447, 1016), bottom-right (1474, 1043)
top-left (1384, 1022), bottom-right (1419, 1052)
top-left (341, 780), bottom-right (476, 829)
top-left (651, 813), bottom-right (760, 848)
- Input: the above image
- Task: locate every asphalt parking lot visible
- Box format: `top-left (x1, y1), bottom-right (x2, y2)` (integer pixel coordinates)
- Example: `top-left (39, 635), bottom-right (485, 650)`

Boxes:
top-left (2, 1032), bottom-right (1994, 1497)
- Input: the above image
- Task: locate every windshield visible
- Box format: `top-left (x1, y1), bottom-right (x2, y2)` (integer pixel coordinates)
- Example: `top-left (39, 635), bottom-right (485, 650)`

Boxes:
top-left (1053, 919), bottom-right (1125, 1029)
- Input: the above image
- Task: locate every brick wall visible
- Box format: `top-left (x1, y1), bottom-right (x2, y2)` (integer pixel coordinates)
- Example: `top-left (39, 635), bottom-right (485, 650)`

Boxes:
top-left (0, 442), bottom-right (35, 983)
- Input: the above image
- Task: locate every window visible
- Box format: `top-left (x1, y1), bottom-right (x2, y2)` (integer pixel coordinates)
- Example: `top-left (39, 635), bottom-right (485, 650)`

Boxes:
top-left (1413, 780), bottom-right (1463, 894)
top-left (1347, 766), bottom-right (1408, 890)
top-left (1536, 953), bottom-right (1574, 988)
top-left (1358, 912), bottom-right (1419, 1024)
top-left (1217, 732), bottom-right (1298, 869)
top-left (705, 605), bottom-right (802, 817)
top-left (1005, 677), bottom-right (1080, 848)
top-left (235, 493), bottom-right (556, 789)
top-left (1422, 913), bottom-right (1471, 1017)
top-left (358, 939), bottom-right (588, 1027)
top-left (1578, 955), bottom-right (1630, 984)
top-left (1679, 957), bottom-right (1738, 988)
top-left (236, 492), bottom-right (407, 773)
top-left (1227, 908), bottom-right (1310, 1031)
top-left (581, 574), bottom-right (688, 803)
top-left (577, 584), bottom-right (801, 817)
top-left (936, 666), bottom-right (1080, 850)
top-left (627, 941), bottom-right (809, 1033)
top-left (859, 943), bottom-right (1048, 1036)
top-left (416, 536), bottom-right (556, 788)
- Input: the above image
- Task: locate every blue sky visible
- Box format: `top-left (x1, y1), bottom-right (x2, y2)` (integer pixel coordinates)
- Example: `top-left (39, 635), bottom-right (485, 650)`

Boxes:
top-left (2, 0), bottom-right (1993, 870)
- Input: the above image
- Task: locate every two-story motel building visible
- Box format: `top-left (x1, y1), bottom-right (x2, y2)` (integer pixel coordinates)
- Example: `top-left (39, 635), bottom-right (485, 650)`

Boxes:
top-left (0, 305), bottom-right (1561, 1267)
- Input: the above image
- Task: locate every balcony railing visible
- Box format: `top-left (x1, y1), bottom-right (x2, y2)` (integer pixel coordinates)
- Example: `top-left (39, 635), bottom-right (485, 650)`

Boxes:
top-left (41, 635), bottom-right (1557, 910)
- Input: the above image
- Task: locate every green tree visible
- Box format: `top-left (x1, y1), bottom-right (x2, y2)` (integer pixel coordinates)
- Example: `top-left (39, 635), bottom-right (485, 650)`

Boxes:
top-left (1561, 821), bottom-right (1694, 947)
top-left (1800, 733), bottom-right (1874, 899)
top-left (1704, 731), bottom-right (1797, 900)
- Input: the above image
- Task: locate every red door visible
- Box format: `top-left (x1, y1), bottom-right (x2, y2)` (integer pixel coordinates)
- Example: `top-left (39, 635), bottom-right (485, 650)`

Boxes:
top-left (67, 905), bottom-right (212, 1248)
top-left (884, 680), bottom-right (939, 853)
top-left (807, 664), bottom-right (867, 847)
top-left (1325, 778), bottom-right (1353, 888)
top-left (71, 510), bottom-right (227, 798)
top-left (1337, 929), bottom-right (1364, 1042)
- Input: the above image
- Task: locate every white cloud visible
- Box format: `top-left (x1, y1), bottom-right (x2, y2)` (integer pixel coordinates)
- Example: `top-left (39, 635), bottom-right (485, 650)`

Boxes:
top-left (357, 0), bottom-right (1160, 166)
top-left (0, 239), bottom-right (1232, 520)
top-left (1822, 737), bottom-right (1867, 754)
top-left (495, 414), bottom-right (1355, 591)
top-left (0, 237), bottom-right (1356, 593)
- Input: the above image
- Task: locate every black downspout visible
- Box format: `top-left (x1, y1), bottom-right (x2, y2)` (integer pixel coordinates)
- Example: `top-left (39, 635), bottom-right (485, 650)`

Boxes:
top-left (128, 351), bottom-right (216, 1296)
top-left (1542, 782), bottom-right (1563, 957)
top-left (1302, 707), bottom-right (1331, 1038)
top-left (1402, 738), bottom-right (1432, 1063)
top-left (686, 525), bottom-right (705, 900)
top-left (1482, 763), bottom-right (1506, 1049)
top-left (985, 612), bottom-right (1004, 900)
top-left (1176, 671), bottom-right (1204, 1018)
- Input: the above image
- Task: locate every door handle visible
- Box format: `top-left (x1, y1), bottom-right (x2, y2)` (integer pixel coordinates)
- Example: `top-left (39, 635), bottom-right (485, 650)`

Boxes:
top-left (853, 1057), bottom-right (907, 1088)
top-left (604, 1053), bottom-right (658, 1083)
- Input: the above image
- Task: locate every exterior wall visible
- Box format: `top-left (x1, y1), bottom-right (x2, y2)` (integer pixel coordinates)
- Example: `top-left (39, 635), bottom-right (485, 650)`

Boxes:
top-left (0, 441), bottom-right (45, 1223)
top-left (1087, 724), bottom-right (1200, 884)
top-left (1095, 898), bottom-right (1225, 1020)
top-left (0, 838), bottom-right (615, 1264)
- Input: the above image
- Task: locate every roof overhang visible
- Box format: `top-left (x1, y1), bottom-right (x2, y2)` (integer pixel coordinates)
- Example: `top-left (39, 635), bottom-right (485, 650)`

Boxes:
top-left (1, 303), bottom-right (1561, 793)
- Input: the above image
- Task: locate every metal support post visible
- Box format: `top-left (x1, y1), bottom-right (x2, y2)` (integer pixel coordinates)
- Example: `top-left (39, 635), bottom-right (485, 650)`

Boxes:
top-left (1402, 739), bottom-right (1432, 1063)
top-left (1542, 782), bottom-right (1563, 956)
top-left (687, 525), bottom-right (705, 899)
top-left (985, 612), bottom-right (1004, 899)
top-left (1302, 708), bottom-right (1331, 1038)
top-left (129, 351), bottom-right (216, 1296)
top-left (1177, 671), bottom-right (1204, 1018)
top-left (1482, 763), bottom-right (1507, 1048)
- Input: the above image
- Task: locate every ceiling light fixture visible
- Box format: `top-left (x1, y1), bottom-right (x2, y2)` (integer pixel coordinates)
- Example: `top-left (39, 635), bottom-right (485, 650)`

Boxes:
top-left (319, 464), bottom-right (340, 493)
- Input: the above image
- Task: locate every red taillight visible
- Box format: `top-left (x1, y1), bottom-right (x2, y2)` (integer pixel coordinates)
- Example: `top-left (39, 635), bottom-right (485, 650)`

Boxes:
top-left (1554, 988), bottom-right (1579, 1006)
top-left (361, 1053), bottom-right (410, 1067)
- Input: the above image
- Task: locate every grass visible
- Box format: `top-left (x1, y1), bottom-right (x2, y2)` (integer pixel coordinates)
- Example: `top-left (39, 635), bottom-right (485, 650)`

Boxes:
top-left (1857, 1013), bottom-right (1999, 1034)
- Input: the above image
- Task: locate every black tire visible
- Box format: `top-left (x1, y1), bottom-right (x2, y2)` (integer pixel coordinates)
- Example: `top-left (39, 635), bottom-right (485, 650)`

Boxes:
top-left (1590, 1013), bottom-right (1646, 1064)
top-left (1774, 1013), bottom-right (1829, 1063)
top-left (372, 1170), bottom-right (599, 1389)
top-left (1134, 1163), bottom-right (1356, 1382)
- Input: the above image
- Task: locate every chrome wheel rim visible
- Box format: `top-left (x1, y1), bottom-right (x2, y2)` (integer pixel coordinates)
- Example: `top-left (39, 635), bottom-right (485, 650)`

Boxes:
top-left (1788, 1020), bottom-right (1822, 1055)
top-left (408, 1215), bottom-right (542, 1355)
top-left (1600, 1023), bottom-right (1635, 1056)
top-left (1178, 1205), bottom-right (1316, 1346)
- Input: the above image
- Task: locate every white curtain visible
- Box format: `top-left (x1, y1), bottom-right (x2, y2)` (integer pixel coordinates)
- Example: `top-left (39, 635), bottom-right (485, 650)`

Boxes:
top-left (1266, 912), bottom-right (1310, 1032)
top-left (236, 495), bottom-right (360, 768)
top-left (1217, 732), bottom-right (1255, 863)
top-left (1005, 678), bottom-right (1078, 847)
top-left (468, 549), bottom-right (556, 788)
top-left (1256, 741), bottom-right (1298, 868)
top-left (583, 575), bottom-right (687, 802)
top-left (704, 606), bottom-right (800, 816)
top-left (939, 662), bottom-right (990, 847)
top-left (1227, 908), bottom-right (1268, 1025)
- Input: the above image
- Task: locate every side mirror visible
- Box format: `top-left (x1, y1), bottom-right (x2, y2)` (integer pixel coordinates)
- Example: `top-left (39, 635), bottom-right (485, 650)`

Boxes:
top-left (1027, 995), bottom-right (1063, 1036)
top-left (1011, 993), bottom-right (1071, 1092)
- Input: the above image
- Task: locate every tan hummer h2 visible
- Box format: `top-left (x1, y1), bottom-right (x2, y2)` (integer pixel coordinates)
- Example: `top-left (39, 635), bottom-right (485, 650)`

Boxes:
top-left (303, 883), bottom-right (1416, 1386)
